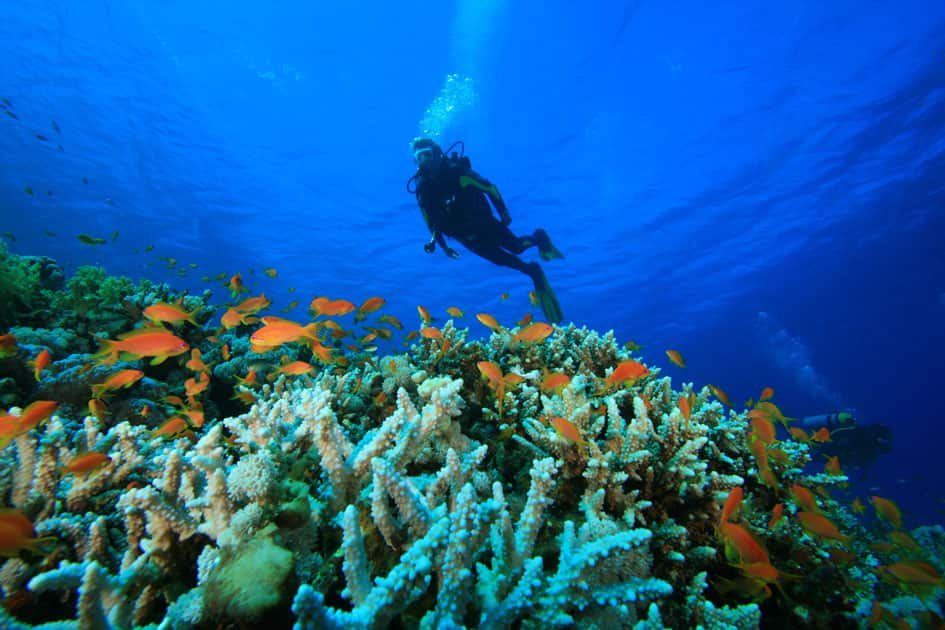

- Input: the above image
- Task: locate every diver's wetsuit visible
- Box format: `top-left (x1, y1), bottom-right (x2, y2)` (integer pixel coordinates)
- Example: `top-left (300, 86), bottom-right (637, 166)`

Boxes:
top-left (415, 157), bottom-right (542, 280)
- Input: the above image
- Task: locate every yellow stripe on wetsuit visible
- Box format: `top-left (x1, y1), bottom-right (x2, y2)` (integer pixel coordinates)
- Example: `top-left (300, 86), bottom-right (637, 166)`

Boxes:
top-left (459, 175), bottom-right (501, 201)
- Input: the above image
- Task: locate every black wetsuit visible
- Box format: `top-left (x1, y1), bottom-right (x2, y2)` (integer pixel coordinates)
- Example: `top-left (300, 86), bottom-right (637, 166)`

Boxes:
top-left (414, 156), bottom-right (542, 282)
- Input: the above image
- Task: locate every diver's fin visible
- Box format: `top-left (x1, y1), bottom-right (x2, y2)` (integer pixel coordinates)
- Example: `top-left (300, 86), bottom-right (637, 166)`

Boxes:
top-left (532, 228), bottom-right (564, 262)
top-left (531, 264), bottom-right (563, 324)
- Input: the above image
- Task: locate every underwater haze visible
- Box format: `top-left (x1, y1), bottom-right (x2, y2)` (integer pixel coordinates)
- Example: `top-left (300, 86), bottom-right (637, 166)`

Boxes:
top-left (2, 0), bottom-right (945, 626)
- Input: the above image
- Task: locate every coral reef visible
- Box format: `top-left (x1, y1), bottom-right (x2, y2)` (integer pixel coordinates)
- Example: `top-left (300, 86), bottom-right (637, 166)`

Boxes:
top-left (0, 250), bottom-right (942, 629)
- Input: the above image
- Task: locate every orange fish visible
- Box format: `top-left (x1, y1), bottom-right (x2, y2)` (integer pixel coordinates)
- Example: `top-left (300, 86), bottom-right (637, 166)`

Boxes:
top-left (163, 395), bottom-right (184, 406)
top-left (232, 390), bottom-right (257, 405)
top-left (824, 455), bottom-right (843, 476)
top-left (371, 327), bottom-right (393, 340)
top-left (810, 427), bottom-right (831, 442)
top-left (665, 349), bottom-right (686, 368)
top-left (516, 313), bottom-right (533, 326)
top-left (477, 361), bottom-right (503, 388)
top-left (417, 305), bottom-right (433, 324)
top-left (719, 486), bottom-right (744, 527)
top-left (511, 322), bottom-right (554, 345)
top-left (236, 368), bottom-right (257, 387)
top-left (759, 387), bottom-right (775, 402)
top-left (0, 510), bottom-right (55, 557)
top-left (95, 328), bottom-right (189, 365)
top-left (228, 273), bottom-right (248, 298)
top-left (181, 406), bottom-right (205, 428)
top-left (16, 400), bottom-right (59, 434)
top-left (500, 291), bottom-right (509, 300)
top-left (263, 267), bottom-right (278, 278)
top-left (446, 306), bottom-right (464, 318)
top-left (221, 343), bottom-right (231, 361)
top-left (528, 291), bottom-right (537, 307)
top-left (62, 452), bottom-right (111, 476)
top-left (790, 484), bottom-right (821, 514)
top-left (0, 334), bottom-right (18, 359)
top-left (31, 349), bottom-right (51, 381)
top-left (404, 330), bottom-right (419, 342)
top-left (604, 360), bottom-right (650, 389)
top-left (140, 404), bottom-right (150, 418)
top-left (678, 395), bottom-right (692, 422)
top-left (549, 416), bottom-right (586, 446)
top-left (420, 327), bottom-right (442, 339)
top-left (788, 427), bottom-right (811, 443)
top-left (707, 384), bottom-right (731, 407)
top-left (796, 511), bottom-right (850, 545)
top-left (142, 302), bottom-right (199, 326)
top-left (851, 497), bottom-right (865, 514)
top-left (358, 296), bottom-right (385, 315)
top-left (476, 313), bottom-right (502, 331)
top-left (250, 317), bottom-right (320, 352)
top-left (870, 496), bottom-right (903, 529)
top-left (221, 307), bottom-right (259, 329)
top-left (749, 415), bottom-right (776, 445)
top-left (87, 398), bottom-right (108, 421)
top-left (154, 416), bottom-right (190, 438)
top-left (883, 561), bottom-right (945, 588)
top-left (185, 371), bottom-right (210, 397)
top-left (185, 348), bottom-right (209, 374)
top-left (310, 297), bottom-right (356, 318)
top-left (91, 369), bottom-right (144, 399)
top-left (234, 294), bottom-right (272, 314)
top-left (889, 531), bottom-right (920, 551)
top-left (719, 521), bottom-right (769, 565)
top-left (540, 371), bottom-right (571, 393)
top-left (277, 361), bottom-right (314, 376)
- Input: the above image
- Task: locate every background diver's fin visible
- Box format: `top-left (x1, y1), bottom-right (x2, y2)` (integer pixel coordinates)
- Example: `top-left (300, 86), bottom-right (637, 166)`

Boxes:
top-left (532, 267), bottom-right (563, 323)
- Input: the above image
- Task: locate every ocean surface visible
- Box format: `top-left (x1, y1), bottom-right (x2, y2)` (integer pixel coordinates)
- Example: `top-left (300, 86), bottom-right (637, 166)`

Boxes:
top-left (2, 0), bottom-right (943, 527)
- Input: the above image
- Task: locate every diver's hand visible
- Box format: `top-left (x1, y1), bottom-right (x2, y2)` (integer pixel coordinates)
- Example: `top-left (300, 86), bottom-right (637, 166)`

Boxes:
top-left (424, 239), bottom-right (436, 254)
top-left (444, 246), bottom-right (460, 259)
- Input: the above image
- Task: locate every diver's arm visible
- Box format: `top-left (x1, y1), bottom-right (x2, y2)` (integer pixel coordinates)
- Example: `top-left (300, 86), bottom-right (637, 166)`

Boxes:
top-left (419, 201), bottom-right (459, 258)
top-left (460, 170), bottom-right (511, 226)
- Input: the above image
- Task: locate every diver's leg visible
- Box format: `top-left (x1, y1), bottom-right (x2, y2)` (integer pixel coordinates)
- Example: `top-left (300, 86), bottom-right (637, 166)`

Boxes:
top-left (490, 224), bottom-right (563, 261)
top-left (461, 237), bottom-right (564, 323)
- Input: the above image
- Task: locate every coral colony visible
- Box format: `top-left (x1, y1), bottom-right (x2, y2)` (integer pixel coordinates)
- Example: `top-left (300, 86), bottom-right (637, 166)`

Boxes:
top-left (0, 246), bottom-right (942, 629)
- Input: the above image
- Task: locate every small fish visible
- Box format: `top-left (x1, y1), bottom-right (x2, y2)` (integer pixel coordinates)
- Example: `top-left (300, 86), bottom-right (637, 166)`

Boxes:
top-left (140, 404), bottom-right (150, 418)
top-left (768, 503), bottom-right (784, 530)
top-left (516, 313), bottom-right (533, 326)
top-left (511, 322), bottom-right (554, 345)
top-left (95, 328), bottom-right (189, 366)
top-left (528, 291), bottom-right (537, 307)
top-left (665, 349), bottom-right (686, 368)
top-left (34, 134), bottom-right (49, 142)
top-left (154, 416), bottom-right (190, 438)
top-left (358, 296), bottom-right (385, 315)
top-left (143, 302), bottom-right (199, 327)
top-left (16, 400), bottom-right (59, 434)
top-left (719, 521), bottom-right (769, 565)
top-left (0, 509), bottom-right (56, 558)
top-left (51, 120), bottom-right (60, 134)
top-left (417, 305), bottom-right (432, 324)
top-left (91, 369), bottom-right (145, 399)
top-left (235, 294), bottom-right (272, 315)
top-left (623, 340), bottom-right (642, 352)
top-left (221, 344), bottom-right (231, 361)
top-left (185, 372), bottom-right (210, 397)
top-left (87, 397), bottom-right (108, 420)
top-left (24, 186), bottom-right (33, 196)
top-left (870, 496), bottom-right (903, 529)
top-left (263, 267), bottom-right (278, 278)
top-left (44, 230), bottom-right (56, 237)
top-left (77, 234), bottom-right (107, 245)
top-left (790, 484), bottom-right (821, 514)
top-left (106, 197), bottom-right (115, 206)
top-left (62, 452), bottom-right (111, 476)
top-left (719, 486), bottom-right (743, 526)
top-left (288, 286), bottom-right (296, 293)
top-left (788, 427), bottom-right (811, 443)
top-left (549, 415), bottom-right (586, 446)
top-left (759, 387), bottom-right (775, 401)
top-left (404, 330), bottom-right (419, 342)
top-left (4, 110), bottom-right (18, 120)
top-left (539, 371), bottom-right (571, 393)
top-left (30, 349), bottom-right (51, 381)
top-left (420, 327), bottom-right (442, 339)
top-left (749, 415), bottom-right (775, 445)
top-left (2, 232), bottom-right (14, 242)
top-left (707, 384), bottom-right (731, 407)
top-left (0, 98), bottom-right (10, 108)
top-left (500, 291), bottom-right (509, 300)
top-left (82, 177), bottom-right (89, 184)
top-left (249, 317), bottom-right (320, 353)
top-left (111, 230), bottom-right (119, 242)
top-left (281, 300), bottom-right (300, 313)
top-left (144, 244), bottom-right (155, 252)
top-left (810, 427), bottom-right (831, 442)
top-left (228, 273), bottom-right (248, 298)
top-left (476, 312), bottom-right (502, 331)
top-left (446, 306), bottom-right (464, 318)
top-left (376, 314), bottom-right (403, 329)
top-left (185, 348), bottom-right (209, 374)
top-left (236, 368), bottom-right (257, 387)
top-left (604, 360), bottom-right (650, 389)
top-left (851, 497), bottom-right (865, 514)
top-left (795, 511), bottom-right (850, 545)
top-left (277, 361), bottom-right (314, 376)
top-left (310, 297), bottom-right (356, 317)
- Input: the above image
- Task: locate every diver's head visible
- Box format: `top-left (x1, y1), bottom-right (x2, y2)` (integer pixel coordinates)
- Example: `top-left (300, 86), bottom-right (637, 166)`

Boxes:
top-left (411, 137), bottom-right (444, 172)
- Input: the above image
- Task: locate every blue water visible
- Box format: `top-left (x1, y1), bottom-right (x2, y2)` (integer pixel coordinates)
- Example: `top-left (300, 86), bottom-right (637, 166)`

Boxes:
top-left (2, 1), bottom-right (944, 524)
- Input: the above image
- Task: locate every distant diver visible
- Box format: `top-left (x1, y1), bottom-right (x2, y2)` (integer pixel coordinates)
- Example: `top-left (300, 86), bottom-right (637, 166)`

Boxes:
top-left (800, 410), bottom-right (893, 471)
top-left (407, 138), bottom-right (564, 324)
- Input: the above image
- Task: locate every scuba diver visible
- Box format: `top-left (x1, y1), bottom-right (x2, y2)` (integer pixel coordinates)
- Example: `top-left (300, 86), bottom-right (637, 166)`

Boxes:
top-left (800, 410), bottom-right (893, 472)
top-left (406, 138), bottom-right (565, 323)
